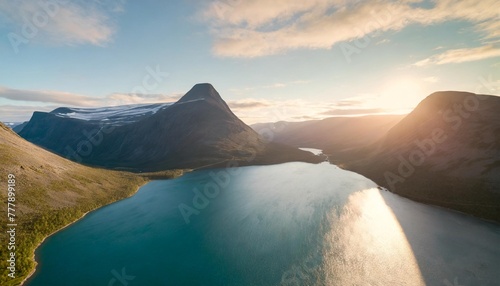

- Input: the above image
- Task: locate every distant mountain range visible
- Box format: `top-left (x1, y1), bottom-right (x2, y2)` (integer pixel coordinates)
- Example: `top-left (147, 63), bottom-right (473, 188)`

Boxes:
top-left (18, 83), bottom-right (321, 171)
top-left (254, 91), bottom-right (500, 222)
top-left (252, 114), bottom-right (405, 162)
top-left (6, 87), bottom-right (500, 221)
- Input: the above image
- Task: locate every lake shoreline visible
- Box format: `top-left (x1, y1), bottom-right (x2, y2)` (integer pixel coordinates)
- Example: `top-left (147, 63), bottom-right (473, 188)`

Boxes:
top-left (22, 163), bottom-right (500, 286)
top-left (21, 183), bottom-right (149, 286)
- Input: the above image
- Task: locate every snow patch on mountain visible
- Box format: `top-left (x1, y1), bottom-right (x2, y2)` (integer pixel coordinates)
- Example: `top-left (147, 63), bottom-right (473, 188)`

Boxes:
top-left (50, 103), bottom-right (175, 125)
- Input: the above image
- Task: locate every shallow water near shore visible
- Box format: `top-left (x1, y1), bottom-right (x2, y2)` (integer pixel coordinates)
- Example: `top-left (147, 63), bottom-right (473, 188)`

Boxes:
top-left (28, 162), bottom-right (500, 285)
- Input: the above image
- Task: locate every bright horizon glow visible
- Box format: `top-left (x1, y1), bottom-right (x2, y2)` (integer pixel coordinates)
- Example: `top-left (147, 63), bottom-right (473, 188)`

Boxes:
top-left (379, 78), bottom-right (426, 110)
top-left (0, 1), bottom-right (499, 124)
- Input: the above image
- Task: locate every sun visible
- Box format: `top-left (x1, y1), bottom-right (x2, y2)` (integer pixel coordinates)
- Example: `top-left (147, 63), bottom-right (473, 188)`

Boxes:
top-left (378, 78), bottom-right (425, 111)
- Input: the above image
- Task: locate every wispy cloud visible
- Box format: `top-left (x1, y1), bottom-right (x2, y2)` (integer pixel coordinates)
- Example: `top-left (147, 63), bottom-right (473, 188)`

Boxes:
top-left (0, 86), bottom-right (182, 107)
top-left (0, 86), bottom-right (184, 122)
top-left (200, 0), bottom-right (500, 58)
top-left (222, 95), bottom-right (400, 124)
top-left (0, 84), bottom-right (426, 124)
top-left (376, 39), bottom-right (391, 46)
top-left (228, 98), bottom-right (330, 124)
top-left (0, 85), bottom-right (325, 124)
top-left (228, 99), bottom-right (271, 109)
top-left (0, 86), bottom-right (102, 106)
top-left (228, 80), bottom-right (311, 93)
top-left (0, 0), bottom-right (123, 46)
top-left (476, 20), bottom-right (500, 42)
top-left (321, 108), bottom-right (387, 116)
top-left (414, 45), bottom-right (500, 66)
top-left (0, 105), bottom-right (56, 122)
top-left (331, 99), bottom-right (365, 107)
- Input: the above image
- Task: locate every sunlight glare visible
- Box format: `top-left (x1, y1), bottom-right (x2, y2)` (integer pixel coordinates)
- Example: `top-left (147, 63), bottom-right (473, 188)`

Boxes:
top-left (379, 78), bottom-right (425, 111)
top-left (322, 188), bottom-right (425, 285)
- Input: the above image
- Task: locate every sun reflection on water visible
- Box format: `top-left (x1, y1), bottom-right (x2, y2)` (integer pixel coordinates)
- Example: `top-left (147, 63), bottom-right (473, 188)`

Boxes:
top-left (322, 188), bottom-right (425, 286)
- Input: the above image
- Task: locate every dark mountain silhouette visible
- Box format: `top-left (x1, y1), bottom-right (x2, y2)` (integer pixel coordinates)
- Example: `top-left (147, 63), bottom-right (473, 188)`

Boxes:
top-left (344, 91), bottom-right (500, 222)
top-left (19, 83), bottom-right (320, 171)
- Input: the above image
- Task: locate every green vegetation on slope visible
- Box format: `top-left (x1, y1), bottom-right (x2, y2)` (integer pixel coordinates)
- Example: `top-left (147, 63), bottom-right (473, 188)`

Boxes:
top-left (0, 123), bottom-right (183, 285)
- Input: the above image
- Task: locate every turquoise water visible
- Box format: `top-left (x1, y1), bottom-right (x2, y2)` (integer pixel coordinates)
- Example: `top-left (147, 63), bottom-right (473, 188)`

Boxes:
top-left (28, 163), bottom-right (500, 285)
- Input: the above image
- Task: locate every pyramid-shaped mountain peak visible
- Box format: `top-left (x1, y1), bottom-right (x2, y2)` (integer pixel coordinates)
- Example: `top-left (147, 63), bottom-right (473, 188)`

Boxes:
top-left (18, 83), bottom-right (321, 171)
top-left (178, 83), bottom-right (222, 103)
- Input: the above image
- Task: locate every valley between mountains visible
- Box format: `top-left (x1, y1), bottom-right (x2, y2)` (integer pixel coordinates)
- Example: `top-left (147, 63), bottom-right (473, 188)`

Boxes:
top-left (255, 91), bottom-right (500, 222)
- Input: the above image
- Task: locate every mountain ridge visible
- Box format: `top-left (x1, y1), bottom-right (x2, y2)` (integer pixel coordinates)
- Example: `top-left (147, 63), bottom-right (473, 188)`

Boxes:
top-left (19, 83), bottom-right (321, 171)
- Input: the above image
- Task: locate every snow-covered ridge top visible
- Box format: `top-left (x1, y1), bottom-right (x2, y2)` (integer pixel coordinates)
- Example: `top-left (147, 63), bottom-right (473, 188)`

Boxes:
top-left (50, 102), bottom-right (175, 124)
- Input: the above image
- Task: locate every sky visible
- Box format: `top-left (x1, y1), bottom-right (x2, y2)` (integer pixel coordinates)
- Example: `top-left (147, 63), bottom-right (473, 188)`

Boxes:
top-left (0, 0), bottom-right (499, 124)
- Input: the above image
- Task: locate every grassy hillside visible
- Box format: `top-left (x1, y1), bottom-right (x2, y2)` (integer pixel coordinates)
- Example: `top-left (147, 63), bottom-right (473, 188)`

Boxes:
top-left (0, 123), bottom-right (182, 285)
